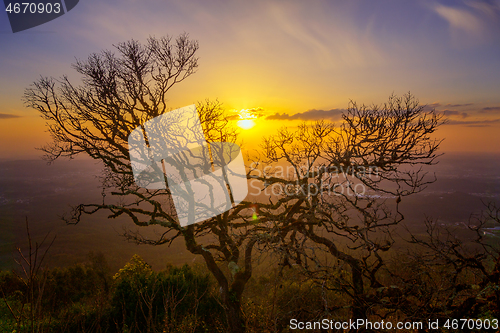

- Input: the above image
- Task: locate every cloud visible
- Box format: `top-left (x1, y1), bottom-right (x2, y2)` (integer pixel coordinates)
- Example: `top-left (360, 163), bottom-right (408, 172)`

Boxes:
top-left (267, 109), bottom-right (345, 121)
top-left (434, 4), bottom-right (483, 35)
top-left (266, 2), bottom-right (386, 69)
top-left (0, 113), bottom-right (21, 119)
top-left (464, 0), bottom-right (500, 19)
top-left (479, 106), bottom-right (500, 113)
top-left (244, 107), bottom-right (265, 117)
top-left (432, 1), bottom-right (500, 45)
top-left (228, 107), bottom-right (266, 120)
top-left (444, 118), bottom-right (500, 127)
top-left (422, 102), bottom-right (441, 111)
top-left (424, 102), bottom-right (473, 111)
top-left (445, 103), bottom-right (474, 107)
top-left (442, 110), bottom-right (469, 118)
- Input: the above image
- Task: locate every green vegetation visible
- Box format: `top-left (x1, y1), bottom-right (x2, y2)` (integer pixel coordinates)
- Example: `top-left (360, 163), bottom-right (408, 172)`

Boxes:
top-left (0, 254), bottom-right (224, 333)
top-left (1, 243), bottom-right (500, 333)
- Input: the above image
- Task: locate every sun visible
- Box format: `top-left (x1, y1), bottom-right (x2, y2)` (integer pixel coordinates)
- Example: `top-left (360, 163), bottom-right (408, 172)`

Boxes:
top-left (235, 108), bottom-right (259, 130)
top-left (237, 118), bottom-right (255, 130)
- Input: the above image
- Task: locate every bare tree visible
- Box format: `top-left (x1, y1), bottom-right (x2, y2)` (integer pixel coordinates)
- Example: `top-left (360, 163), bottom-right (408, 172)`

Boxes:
top-left (249, 93), bottom-right (443, 320)
top-left (1, 218), bottom-right (56, 333)
top-left (24, 35), bottom-right (257, 333)
top-left (24, 34), bottom-right (443, 331)
top-left (392, 202), bottom-right (500, 324)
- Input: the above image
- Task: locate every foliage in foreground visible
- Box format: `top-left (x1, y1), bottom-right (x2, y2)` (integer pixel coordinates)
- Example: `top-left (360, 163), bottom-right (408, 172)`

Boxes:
top-left (1, 233), bottom-right (500, 333)
top-left (0, 254), bottom-right (224, 333)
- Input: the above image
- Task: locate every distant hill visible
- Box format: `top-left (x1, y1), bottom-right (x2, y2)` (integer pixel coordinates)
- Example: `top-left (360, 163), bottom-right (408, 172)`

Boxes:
top-left (0, 158), bottom-right (197, 272)
top-left (0, 152), bottom-right (498, 272)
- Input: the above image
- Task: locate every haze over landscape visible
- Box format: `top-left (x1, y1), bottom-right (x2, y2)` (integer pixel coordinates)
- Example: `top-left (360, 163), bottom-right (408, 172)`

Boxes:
top-left (0, 2), bottom-right (500, 331)
top-left (1, 0), bottom-right (500, 265)
top-left (0, 152), bottom-right (499, 271)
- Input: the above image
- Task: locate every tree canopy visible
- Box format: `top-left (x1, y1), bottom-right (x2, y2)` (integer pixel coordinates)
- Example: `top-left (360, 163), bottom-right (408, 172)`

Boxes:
top-left (24, 34), bottom-right (444, 332)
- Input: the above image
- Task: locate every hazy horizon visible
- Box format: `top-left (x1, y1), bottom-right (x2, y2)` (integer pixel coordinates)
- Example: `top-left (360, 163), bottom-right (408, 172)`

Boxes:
top-left (1, 0), bottom-right (500, 275)
top-left (0, 151), bottom-right (498, 271)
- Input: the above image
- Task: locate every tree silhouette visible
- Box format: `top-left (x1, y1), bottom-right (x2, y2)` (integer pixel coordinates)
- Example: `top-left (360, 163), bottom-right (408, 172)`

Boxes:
top-left (24, 34), bottom-right (443, 331)
top-left (396, 202), bottom-right (500, 323)
top-left (250, 93), bottom-right (443, 320)
top-left (24, 35), bottom-right (254, 332)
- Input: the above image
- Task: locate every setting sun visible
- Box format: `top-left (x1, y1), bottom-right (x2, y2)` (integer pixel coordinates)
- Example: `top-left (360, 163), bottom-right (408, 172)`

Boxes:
top-left (235, 108), bottom-right (259, 130)
top-left (237, 118), bottom-right (255, 130)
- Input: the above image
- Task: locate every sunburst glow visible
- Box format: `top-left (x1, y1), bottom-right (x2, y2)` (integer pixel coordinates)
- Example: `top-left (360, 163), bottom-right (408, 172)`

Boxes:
top-left (235, 108), bottom-right (259, 130)
top-left (237, 119), bottom-right (255, 130)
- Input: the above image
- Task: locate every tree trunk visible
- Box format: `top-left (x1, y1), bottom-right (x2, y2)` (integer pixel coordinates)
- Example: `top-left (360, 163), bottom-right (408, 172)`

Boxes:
top-left (304, 229), bottom-right (367, 320)
top-left (350, 261), bottom-right (366, 320)
top-left (185, 230), bottom-right (249, 332)
top-left (222, 292), bottom-right (246, 333)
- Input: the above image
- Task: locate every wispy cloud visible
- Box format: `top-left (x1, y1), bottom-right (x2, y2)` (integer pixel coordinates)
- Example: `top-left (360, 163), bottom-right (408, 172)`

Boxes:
top-left (424, 102), bottom-right (474, 112)
top-left (0, 113), bottom-right (21, 119)
top-left (442, 110), bottom-right (469, 118)
top-left (445, 103), bottom-right (474, 107)
top-left (266, 2), bottom-right (385, 69)
top-left (432, 0), bottom-right (500, 46)
top-left (434, 4), bottom-right (483, 35)
top-left (445, 118), bottom-right (500, 127)
top-left (227, 107), bottom-right (266, 120)
top-left (422, 102), bottom-right (442, 112)
top-left (479, 106), bottom-right (500, 113)
top-left (267, 109), bottom-right (345, 121)
top-left (464, 0), bottom-right (500, 19)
